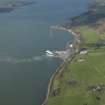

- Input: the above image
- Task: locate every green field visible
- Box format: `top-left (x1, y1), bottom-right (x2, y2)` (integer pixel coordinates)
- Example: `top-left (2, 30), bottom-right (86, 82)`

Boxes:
top-left (47, 46), bottom-right (105, 105)
top-left (47, 25), bottom-right (105, 105)
top-left (75, 26), bottom-right (104, 43)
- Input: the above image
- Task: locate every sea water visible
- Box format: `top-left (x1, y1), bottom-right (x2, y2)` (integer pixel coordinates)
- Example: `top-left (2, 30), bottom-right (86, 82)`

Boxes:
top-left (0, 0), bottom-right (91, 105)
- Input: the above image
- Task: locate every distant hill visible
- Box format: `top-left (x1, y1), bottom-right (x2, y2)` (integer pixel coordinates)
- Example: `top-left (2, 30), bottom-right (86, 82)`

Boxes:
top-left (62, 0), bottom-right (105, 30)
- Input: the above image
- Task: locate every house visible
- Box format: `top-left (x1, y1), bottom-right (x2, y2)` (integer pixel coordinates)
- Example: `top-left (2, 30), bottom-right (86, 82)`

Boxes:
top-left (80, 48), bottom-right (88, 54)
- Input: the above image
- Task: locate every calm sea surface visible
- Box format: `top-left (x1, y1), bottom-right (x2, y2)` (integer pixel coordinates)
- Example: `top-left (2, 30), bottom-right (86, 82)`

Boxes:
top-left (0, 0), bottom-right (90, 105)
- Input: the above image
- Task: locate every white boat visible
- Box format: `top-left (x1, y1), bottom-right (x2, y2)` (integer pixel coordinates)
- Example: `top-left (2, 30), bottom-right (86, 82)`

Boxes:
top-left (45, 50), bottom-right (54, 57)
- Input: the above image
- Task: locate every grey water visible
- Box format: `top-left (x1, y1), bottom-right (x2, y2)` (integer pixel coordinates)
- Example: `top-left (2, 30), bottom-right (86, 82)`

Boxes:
top-left (0, 0), bottom-right (91, 105)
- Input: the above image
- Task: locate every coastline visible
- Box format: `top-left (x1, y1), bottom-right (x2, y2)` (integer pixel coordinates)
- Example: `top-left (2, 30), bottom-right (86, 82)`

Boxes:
top-left (42, 28), bottom-right (80, 105)
top-left (42, 1), bottom-right (105, 105)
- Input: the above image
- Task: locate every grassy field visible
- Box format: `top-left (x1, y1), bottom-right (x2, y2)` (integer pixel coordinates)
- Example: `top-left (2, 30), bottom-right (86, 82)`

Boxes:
top-left (74, 26), bottom-right (102, 43)
top-left (47, 25), bottom-right (105, 105)
top-left (47, 46), bottom-right (105, 105)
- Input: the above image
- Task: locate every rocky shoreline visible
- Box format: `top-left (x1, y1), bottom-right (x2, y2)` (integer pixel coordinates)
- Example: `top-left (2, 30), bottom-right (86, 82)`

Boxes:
top-left (42, 28), bottom-right (81, 105)
top-left (42, 54), bottom-right (77, 105)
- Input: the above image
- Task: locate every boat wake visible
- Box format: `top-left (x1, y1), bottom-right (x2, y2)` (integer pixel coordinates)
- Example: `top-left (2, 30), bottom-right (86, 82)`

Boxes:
top-left (0, 50), bottom-right (55, 64)
top-left (0, 55), bottom-right (48, 64)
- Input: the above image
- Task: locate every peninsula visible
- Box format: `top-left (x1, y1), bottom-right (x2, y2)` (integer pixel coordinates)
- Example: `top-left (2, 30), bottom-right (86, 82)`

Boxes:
top-left (0, 1), bottom-right (36, 13)
top-left (44, 0), bottom-right (105, 105)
